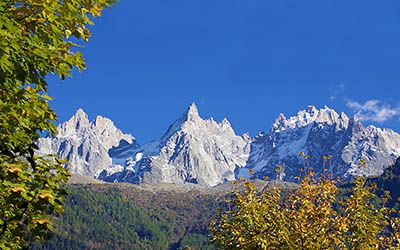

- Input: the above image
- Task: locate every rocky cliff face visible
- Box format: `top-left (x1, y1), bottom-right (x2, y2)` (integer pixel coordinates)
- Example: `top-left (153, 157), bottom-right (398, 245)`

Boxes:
top-left (38, 109), bottom-right (135, 178)
top-left (38, 104), bottom-right (400, 186)
top-left (103, 103), bottom-right (251, 187)
top-left (248, 106), bottom-right (400, 181)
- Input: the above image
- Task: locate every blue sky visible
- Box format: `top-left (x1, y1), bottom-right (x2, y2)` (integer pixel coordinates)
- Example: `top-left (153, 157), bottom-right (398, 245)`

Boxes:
top-left (48, 0), bottom-right (400, 143)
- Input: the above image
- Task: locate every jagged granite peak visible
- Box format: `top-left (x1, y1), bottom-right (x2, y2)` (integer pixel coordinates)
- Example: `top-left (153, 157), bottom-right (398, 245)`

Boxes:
top-left (343, 123), bottom-right (400, 177)
top-left (91, 115), bottom-right (134, 149)
top-left (58, 108), bottom-right (90, 136)
top-left (160, 102), bottom-right (201, 143)
top-left (38, 109), bottom-right (135, 178)
top-left (220, 117), bottom-right (232, 128)
top-left (187, 102), bottom-right (200, 118)
top-left (104, 103), bottom-right (251, 187)
top-left (39, 104), bottom-right (400, 186)
top-left (179, 101), bottom-right (201, 124)
top-left (272, 105), bottom-right (349, 133)
top-left (249, 105), bottom-right (400, 181)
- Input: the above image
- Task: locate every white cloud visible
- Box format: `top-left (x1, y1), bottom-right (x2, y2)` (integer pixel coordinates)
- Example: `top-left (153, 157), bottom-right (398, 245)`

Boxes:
top-left (329, 83), bottom-right (345, 101)
top-left (346, 99), bottom-right (400, 123)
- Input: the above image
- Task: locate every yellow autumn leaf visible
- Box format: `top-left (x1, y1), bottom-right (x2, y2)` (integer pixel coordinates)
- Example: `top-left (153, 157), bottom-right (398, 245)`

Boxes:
top-left (38, 192), bottom-right (53, 201)
top-left (34, 218), bottom-right (50, 225)
top-left (8, 166), bottom-right (22, 175)
top-left (11, 186), bottom-right (25, 193)
top-left (65, 29), bottom-right (72, 38)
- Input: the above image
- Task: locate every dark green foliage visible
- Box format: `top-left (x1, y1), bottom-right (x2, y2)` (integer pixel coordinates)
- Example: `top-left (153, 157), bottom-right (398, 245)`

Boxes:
top-left (178, 233), bottom-right (214, 250)
top-left (33, 185), bottom-right (219, 250)
top-left (337, 158), bottom-right (400, 209)
top-left (372, 157), bottom-right (400, 209)
top-left (0, 0), bottom-right (114, 248)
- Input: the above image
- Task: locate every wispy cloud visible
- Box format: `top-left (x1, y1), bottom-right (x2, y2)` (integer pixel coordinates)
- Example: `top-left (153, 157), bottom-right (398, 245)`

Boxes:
top-left (346, 99), bottom-right (400, 123)
top-left (329, 83), bottom-right (345, 101)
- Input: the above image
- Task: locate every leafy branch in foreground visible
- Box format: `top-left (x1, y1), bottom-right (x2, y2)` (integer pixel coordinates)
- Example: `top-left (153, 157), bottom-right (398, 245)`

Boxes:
top-left (210, 172), bottom-right (400, 249)
top-left (0, 0), bottom-right (114, 248)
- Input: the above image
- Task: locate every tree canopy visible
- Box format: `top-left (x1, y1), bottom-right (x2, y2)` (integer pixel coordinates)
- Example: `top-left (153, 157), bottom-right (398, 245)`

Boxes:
top-left (210, 171), bottom-right (400, 249)
top-left (0, 0), bottom-right (114, 248)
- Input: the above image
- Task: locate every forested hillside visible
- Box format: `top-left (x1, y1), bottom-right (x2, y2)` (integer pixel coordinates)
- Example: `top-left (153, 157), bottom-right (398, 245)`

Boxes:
top-left (33, 183), bottom-right (223, 250)
top-left (33, 161), bottom-right (399, 250)
top-left (373, 157), bottom-right (400, 209)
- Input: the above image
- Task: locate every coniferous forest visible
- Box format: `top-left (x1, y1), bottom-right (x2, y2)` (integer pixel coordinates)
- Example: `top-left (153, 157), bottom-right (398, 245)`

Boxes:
top-left (32, 159), bottom-right (400, 250)
top-left (33, 184), bottom-right (221, 250)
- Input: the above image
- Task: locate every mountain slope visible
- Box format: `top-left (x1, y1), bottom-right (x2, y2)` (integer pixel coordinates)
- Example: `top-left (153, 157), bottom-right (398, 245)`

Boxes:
top-left (38, 104), bottom-right (400, 185)
top-left (103, 103), bottom-right (251, 187)
top-left (38, 109), bottom-right (135, 178)
top-left (370, 157), bottom-right (400, 208)
top-left (33, 183), bottom-right (221, 250)
top-left (249, 106), bottom-right (400, 181)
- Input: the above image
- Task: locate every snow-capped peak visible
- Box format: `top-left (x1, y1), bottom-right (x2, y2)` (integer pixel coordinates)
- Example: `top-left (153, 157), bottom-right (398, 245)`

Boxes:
top-left (75, 108), bottom-right (87, 117)
top-left (220, 118), bottom-right (231, 127)
top-left (161, 103), bottom-right (202, 142)
top-left (184, 102), bottom-right (201, 122)
top-left (105, 102), bottom-right (251, 187)
top-left (91, 115), bottom-right (134, 149)
top-left (271, 105), bottom-right (348, 132)
top-left (38, 109), bottom-right (135, 178)
top-left (250, 105), bottom-right (400, 182)
top-left (188, 102), bottom-right (199, 114)
top-left (58, 108), bottom-right (90, 137)
top-left (39, 104), bottom-right (400, 187)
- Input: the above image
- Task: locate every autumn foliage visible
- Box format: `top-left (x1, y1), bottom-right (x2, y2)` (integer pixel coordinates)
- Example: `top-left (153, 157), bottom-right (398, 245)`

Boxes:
top-left (210, 171), bottom-right (400, 249)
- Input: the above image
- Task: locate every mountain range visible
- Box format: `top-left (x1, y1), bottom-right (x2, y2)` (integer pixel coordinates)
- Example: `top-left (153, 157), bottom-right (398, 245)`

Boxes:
top-left (38, 103), bottom-right (400, 186)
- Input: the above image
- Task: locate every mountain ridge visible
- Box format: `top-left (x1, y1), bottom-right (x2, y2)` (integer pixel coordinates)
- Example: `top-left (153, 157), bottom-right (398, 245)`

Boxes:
top-left (102, 102), bottom-right (251, 186)
top-left (249, 105), bottom-right (400, 181)
top-left (38, 109), bottom-right (135, 177)
top-left (38, 103), bottom-right (400, 186)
